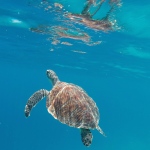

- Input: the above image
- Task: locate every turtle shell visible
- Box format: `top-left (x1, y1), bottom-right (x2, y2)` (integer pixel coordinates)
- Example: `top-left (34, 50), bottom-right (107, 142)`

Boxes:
top-left (46, 81), bottom-right (100, 129)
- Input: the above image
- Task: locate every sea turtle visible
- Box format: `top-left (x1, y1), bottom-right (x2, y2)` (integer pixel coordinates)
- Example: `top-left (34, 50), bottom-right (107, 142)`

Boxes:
top-left (24, 69), bottom-right (105, 147)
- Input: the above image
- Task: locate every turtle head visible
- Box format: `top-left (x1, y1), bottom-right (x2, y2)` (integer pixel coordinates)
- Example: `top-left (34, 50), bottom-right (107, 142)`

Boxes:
top-left (46, 70), bottom-right (60, 86)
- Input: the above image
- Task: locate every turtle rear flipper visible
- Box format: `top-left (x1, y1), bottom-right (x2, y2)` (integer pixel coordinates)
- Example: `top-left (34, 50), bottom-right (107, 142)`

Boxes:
top-left (25, 89), bottom-right (49, 117)
top-left (80, 128), bottom-right (93, 147)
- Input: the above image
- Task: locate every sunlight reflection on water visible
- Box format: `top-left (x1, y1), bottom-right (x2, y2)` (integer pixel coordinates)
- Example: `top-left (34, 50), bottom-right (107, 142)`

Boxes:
top-left (28, 0), bottom-right (122, 46)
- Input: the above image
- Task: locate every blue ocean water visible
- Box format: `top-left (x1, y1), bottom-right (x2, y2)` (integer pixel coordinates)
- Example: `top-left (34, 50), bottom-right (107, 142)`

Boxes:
top-left (0, 0), bottom-right (150, 150)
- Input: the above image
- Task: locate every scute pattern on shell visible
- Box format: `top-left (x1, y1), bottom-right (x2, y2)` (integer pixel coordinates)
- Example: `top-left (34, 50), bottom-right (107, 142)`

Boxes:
top-left (46, 81), bottom-right (100, 129)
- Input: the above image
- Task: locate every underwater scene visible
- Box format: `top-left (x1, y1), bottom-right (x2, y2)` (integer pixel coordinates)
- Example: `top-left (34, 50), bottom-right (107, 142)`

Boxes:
top-left (0, 0), bottom-right (150, 149)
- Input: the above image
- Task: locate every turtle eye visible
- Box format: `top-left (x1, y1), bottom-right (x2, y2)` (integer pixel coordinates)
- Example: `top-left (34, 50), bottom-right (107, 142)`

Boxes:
top-left (46, 70), bottom-right (50, 73)
top-left (47, 70), bottom-right (55, 79)
top-left (46, 70), bottom-right (51, 77)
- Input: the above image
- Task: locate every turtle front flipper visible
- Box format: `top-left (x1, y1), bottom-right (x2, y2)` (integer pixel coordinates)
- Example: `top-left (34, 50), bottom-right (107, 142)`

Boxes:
top-left (80, 128), bottom-right (93, 147)
top-left (25, 89), bottom-right (49, 117)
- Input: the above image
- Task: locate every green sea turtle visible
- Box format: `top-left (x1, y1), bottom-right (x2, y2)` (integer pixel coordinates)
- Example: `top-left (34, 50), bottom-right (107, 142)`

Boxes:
top-left (24, 69), bottom-right (105, 147)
